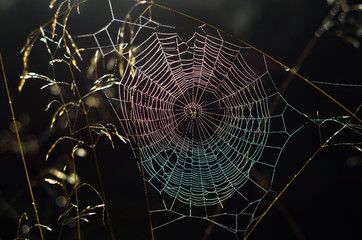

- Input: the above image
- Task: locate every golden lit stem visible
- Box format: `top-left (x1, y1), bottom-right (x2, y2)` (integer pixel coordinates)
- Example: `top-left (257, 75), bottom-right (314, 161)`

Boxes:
top-left (1, 52), bottom-right (44, 240)
top-left (244, 108), bottom-right (356, 240)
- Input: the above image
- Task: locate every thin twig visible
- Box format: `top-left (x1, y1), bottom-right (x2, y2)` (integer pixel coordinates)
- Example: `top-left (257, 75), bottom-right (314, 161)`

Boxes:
top-left (1, 52), bottom-right (44, 240)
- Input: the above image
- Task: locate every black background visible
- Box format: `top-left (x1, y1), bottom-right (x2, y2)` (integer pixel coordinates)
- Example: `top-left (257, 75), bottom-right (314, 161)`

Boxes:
top-left (0, 0), bottom-right (361, 240)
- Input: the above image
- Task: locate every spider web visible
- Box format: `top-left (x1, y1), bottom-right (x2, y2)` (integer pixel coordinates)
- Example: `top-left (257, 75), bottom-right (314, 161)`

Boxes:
top-left (114, 22), bottom-right (302, 237)
top-left (64, 1), bottom-right (312, 237)
top-left (31, 0), bottom-right (343, 238)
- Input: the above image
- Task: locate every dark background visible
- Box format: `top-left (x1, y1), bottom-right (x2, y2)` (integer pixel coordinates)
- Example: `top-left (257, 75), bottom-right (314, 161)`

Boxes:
top-left (0, 0), bottom-right (361, 240)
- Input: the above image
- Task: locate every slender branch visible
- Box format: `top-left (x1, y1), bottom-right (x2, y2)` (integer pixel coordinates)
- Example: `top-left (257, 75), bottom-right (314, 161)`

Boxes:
top-left (1, 52), bottom-right (45, 240)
